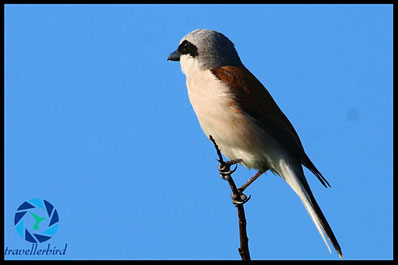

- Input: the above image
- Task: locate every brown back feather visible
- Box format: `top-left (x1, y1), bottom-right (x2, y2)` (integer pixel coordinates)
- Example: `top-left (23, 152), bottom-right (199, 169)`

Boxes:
top-left (210, 66), bottom-right (330, 188)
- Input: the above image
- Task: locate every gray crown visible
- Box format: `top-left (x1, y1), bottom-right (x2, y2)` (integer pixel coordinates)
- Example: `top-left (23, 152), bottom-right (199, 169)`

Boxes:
top-left (181, 29), bottom-right (243, 69)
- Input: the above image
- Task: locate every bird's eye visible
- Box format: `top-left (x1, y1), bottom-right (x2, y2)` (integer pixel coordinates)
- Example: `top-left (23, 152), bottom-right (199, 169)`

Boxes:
top-left (178, 40), bottom-right (198, 57)
top-left (183, 42), bottom-right (189, 51)
top-left (179, 40), bottom-right (190, 54)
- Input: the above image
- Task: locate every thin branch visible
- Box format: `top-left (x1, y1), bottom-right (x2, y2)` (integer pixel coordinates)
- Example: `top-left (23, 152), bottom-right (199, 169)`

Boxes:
top-left (209, 135), bottom-right (251, 261)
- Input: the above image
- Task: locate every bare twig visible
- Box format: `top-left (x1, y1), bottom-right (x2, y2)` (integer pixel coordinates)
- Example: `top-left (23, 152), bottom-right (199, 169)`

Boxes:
top-left (209, 135), bottom-right (251, 261)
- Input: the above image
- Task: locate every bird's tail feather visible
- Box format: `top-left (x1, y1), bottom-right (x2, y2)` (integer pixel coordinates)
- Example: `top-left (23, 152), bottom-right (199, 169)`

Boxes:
top-left (279, 162), bottom-right (343, 259)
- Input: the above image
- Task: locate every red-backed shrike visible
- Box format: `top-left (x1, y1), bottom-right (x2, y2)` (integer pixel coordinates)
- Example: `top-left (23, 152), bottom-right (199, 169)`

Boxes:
top-left (168, 29), bottom-right (342, 258)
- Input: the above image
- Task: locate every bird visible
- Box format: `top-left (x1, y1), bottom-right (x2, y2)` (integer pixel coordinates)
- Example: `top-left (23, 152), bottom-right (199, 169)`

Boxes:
top-left (29, 211), bottom-right (45, 230)
top-left (167, 29), bottom-right (342, 259)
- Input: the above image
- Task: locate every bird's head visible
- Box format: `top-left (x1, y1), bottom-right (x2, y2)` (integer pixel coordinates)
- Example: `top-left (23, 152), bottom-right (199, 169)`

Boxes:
top-left (167, 29), bottom-right (243, 74)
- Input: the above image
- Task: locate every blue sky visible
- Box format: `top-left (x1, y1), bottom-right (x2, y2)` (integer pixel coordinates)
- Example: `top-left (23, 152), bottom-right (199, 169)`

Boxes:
top-left (4, 4), bottom-right (393, 260)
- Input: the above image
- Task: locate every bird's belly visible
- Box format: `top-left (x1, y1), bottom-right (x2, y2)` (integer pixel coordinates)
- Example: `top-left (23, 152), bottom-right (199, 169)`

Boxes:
top-left (186, 70), bottom-right (280, 171)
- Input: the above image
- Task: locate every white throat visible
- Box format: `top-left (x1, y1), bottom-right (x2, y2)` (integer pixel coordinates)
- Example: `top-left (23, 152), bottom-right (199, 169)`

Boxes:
top-left (180, 54), bottom-right (202, 76)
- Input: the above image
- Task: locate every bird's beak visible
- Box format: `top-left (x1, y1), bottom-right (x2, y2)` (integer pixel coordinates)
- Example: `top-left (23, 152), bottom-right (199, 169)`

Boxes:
top-left (167, 49), bottom-right (181, 61)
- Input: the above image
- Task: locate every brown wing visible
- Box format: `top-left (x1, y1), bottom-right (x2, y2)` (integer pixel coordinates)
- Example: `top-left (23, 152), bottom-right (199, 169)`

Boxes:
top-left (210, 66), bottom-right (330, 188)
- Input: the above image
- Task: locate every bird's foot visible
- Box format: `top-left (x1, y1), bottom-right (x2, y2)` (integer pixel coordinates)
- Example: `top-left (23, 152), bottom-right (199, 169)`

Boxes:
top-left (217, 159), bottom-right (243, 180)
top-left (231, 188), bottom-right (251, 206)
top-left (217, 158), bottom-right (250, 206)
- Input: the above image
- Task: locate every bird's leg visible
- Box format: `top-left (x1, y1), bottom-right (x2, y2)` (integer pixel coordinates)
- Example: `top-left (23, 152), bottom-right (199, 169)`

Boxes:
top-left (217, 159), bottom-right (251, 206)
top-left (209, 135), bottom-right (250, 206)
top-left (238, 170), bottom-right (266, 193)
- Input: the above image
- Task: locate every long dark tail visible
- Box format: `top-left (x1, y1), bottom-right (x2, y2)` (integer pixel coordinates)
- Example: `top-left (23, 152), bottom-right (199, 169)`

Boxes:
top-left (280, 162), bottom-right (343, 258)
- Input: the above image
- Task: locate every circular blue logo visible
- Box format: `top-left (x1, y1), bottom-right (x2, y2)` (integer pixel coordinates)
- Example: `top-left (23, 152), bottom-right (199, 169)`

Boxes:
top-left (14, 199), bottom-right (59, 243)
